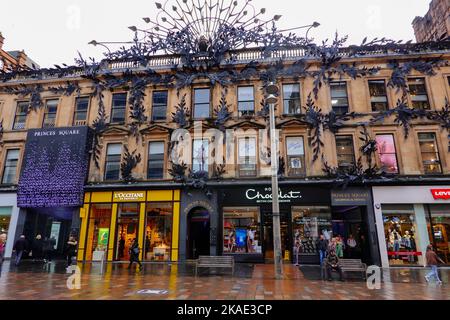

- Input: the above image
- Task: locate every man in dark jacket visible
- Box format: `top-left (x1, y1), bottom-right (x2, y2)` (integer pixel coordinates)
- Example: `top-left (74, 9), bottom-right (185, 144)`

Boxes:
top-left (128, 239), bottom-right (143, 271)
top-left (32, 235), bottom-right (44, 262)
top-left (317, 234), bottom-right (328, 265)
top-left (43, 236), bottom-right (56, 264)
top-left (13, 235), bottom-right (28, 266)
top-left (326, 250), bottom-right (344, 281)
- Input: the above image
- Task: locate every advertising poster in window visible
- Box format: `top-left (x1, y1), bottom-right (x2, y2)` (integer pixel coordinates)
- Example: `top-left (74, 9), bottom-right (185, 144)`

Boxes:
top-left (97, 228), bottom-right (109, 250)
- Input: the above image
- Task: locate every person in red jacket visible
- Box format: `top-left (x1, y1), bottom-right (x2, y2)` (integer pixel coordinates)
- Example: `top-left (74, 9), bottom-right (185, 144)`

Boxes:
top-left (425, 245), bottom-right (444, 285)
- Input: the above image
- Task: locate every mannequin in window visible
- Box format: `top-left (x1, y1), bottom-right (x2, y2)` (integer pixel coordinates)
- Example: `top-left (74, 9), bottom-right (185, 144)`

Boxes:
top-left (228, 228), bottom-right (236, 253)
top-left (247, 228), bottom-right (255, 253)
top-left (387, 228), bottom-right (395, 253)
top-left (393, 229), bottom-right (402, 260)
top-left (293, 230), bottom-right (301, 266)
top-left (403, 231), bottom-right (414, 263)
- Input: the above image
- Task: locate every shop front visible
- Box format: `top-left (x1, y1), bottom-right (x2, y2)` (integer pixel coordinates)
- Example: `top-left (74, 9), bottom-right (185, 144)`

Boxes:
top-left (0, 192), bottom-right (20, 259)
top-left (78, 189), bottom-right (180, 263)
top-left (15, 126), bottom-right (92, 258)
top-left (219, 185), bottom-right (380, 265)
top-left (373, 185), bottom-right (450, 268)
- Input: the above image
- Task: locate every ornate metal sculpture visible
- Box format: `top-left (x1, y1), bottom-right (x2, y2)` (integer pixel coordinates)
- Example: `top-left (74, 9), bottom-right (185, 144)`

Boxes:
top-left (120, 146), bottom-right (142, 183)
top-left (101, 0), bottom-right (315, 68)
top-left (172, 93), bottom-right (190, 128)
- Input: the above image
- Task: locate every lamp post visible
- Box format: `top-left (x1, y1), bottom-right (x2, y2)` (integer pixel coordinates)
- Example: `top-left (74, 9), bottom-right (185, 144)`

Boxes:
top-left (266, 82), bottom-right (283, 279)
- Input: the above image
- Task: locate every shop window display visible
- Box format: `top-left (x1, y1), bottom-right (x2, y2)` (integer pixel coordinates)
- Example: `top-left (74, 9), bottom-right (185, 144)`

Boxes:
top-left (426, 205), bottom-right (450, 264)
top-left (115, 203), bottom-right (139, 261)
top-left (223, 207), bottom-right (261, 254)
top-left (292, 206), bottom-right (332, 261)
top-left (382, 205), bottom-right (419, 265)
top-left (85, 204), bottom-right (112, 261)
top-left (144, 202), bottom-right (173, 261)
top-left (0, 207), bottom-right (12, 234)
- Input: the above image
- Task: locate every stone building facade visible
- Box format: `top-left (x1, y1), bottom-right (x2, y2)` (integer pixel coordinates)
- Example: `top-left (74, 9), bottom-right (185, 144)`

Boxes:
top-left (412, 0), bottom-right (450, 42)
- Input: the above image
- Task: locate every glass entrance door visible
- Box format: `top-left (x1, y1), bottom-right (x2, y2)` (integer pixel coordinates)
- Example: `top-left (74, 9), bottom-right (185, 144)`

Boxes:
top-left (263, 211), bottom-right (289, 262)
top-left (114, 203), bottom-right (139, 261)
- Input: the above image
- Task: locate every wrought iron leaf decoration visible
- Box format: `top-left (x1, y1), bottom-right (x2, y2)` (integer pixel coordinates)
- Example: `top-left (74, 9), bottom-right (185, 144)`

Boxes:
top-left (91, 92), bottom-right (109, 169)
top-left (212, 160), bottom-right (227, 181)
top-left (303, 94), bottom-right (324, 161)
top-left (371, 96), bottom-right (426, 138)
top-left (278, 156), bottom-right (286, 178)
top-left (324, 110), bottom-right (359, 134)
top-left (168, 161), bottom-right (188, 183)
top-left (48, 82), bottom-right (81, 97)
top-left (172, 94), bottom-right (190, 128)
top-left (187, 170), bottom-right (209, 190)
top-left (387, 59), bottom-right (448, 95)
top-left (0, 119), bottom-right (3, 143)
top-left (120, 146), bottom-right (142, 183)
top-left (214, 89), bottom-right (232, 131)
top-left (427, 98), bottom-right (450, 131)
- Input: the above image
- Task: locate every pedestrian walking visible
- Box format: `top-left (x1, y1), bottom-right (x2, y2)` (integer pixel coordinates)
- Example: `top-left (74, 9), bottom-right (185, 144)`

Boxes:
top-left (32, 234), bottom-right (44, 262)
top-left (425, 245), bottom-right (444, 285)
top-left (0, 233), bottom-right (7, 277)
top-left (13, 235), bottom-right (28, 266)
top-left (66, 236), bottom-right (78, 269)
top-left (128, 239), bottom-right (143, 271)
top-left (43, 236), bottom-right (56, 264)
top-left (316, 234), bottom-right (328, 265)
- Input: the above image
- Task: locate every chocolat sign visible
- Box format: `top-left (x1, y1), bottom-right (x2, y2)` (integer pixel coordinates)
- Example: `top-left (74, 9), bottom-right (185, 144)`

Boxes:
top-left (246, 188), bottom-right (302, 204)
top-left (17, 127), bottom-right (92, 210)
top-left (223, 186), bottom-right (330, 205)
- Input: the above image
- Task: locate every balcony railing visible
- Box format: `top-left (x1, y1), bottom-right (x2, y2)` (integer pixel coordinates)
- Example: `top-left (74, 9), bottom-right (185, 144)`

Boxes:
top-left (1, 42), bottom-right (450, 83)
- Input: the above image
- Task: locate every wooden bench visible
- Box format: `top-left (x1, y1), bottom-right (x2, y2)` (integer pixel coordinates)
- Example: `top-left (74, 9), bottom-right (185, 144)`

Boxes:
top-left (340, 259), bottom-right (367, 280)
top-left (195, 256), bottom-right (235, 277)
top-left (321, 258), bottom-right (367, 280)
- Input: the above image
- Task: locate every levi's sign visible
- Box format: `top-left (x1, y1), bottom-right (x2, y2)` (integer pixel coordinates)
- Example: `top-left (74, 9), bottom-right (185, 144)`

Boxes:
top-left (114, 191), bottom-right (146, 202)
top-left (431, 189), bottom-right (450, 200)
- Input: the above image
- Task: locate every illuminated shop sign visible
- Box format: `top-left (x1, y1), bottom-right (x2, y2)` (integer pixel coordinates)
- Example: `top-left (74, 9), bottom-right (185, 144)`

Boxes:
top-left (245, 188), bottom-right (302, 204)
top-left (223, 186), bottom-right (330, 206)
top-left (113, 192), bottom-right (146, 202)
top-left (17, 126), bottom-right (92, 209)
top-left (431, 189), bottom-right (450, 200)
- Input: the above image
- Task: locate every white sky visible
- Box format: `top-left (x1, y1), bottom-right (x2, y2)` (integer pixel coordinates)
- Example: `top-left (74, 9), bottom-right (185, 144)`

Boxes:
top-left (0, 0), bottom-right (431, 68)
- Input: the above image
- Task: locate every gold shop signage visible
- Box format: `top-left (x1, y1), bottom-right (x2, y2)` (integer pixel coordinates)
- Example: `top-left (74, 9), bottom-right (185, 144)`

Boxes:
top-left (113, 191), bottom-right (146, 202)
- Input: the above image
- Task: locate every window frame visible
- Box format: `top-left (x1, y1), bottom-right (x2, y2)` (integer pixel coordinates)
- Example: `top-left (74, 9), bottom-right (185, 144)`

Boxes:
top-left (335, 135), bottom-right (356, 169)
top-left (237, 86), bottom-right (255, 117)
top-left (408, 77), bottom-right (431, 110)
top-left (285, 135), bottom-right (306, 177)
top-left (42, 99), bottom-right (59, 128)
top-left (368, 79), bottom-right (389, 112)
top-left (192, 139), bottom-right (210, 173)
top-left (1, 148), bottom-right (20, 185)
top-left (418, 132), bottom-right (442, 174)
top-left (193, 87), bottom-right (212, 120)
top-left (237, 136), bottom-right (258, 178)
top-left (13, 101), bottom-right (29, 131)
top-left (375, 134), bottom-right (400, 174)
top-left (330, 81), bottom-right (350, 115)
top-left (151, 90), bottom-right (168, 122)
top-left (104, 143), bottom-right (123, 181)
top-left (110, 92), bottom-right (128, 124)
top-left (147, 141), bottom-right (165, 180)
top-left (282, 83), bottom-right (301, 115)
top-left (73, 96), bottom-right (90, 126)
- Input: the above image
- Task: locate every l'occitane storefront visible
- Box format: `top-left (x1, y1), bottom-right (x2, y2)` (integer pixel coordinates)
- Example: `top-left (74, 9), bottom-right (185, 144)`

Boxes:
top-left (77, 190), bottom-right (180, 262)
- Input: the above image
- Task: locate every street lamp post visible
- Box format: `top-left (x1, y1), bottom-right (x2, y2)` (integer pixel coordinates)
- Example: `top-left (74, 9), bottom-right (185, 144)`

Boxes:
top-left (266, 83), bottom-right (283, 279)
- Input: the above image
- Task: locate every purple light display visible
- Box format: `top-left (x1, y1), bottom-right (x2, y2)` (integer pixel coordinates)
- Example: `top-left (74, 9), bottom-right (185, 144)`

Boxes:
top-left (17, 127), bottom-right (92, 209)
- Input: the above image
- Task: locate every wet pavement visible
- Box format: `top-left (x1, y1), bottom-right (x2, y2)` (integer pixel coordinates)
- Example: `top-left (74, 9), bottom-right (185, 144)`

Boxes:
top-left (0, 260), bottom-right (449, 300)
